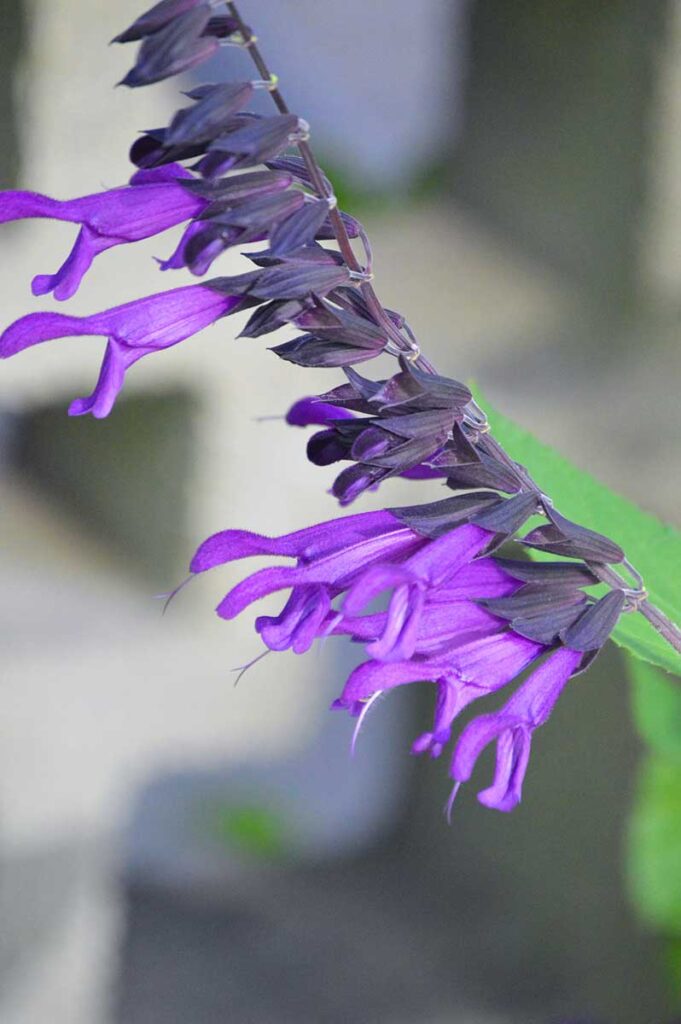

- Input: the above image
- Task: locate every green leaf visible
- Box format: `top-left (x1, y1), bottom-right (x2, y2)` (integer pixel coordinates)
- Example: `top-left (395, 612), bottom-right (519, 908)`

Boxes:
top-left (627, 752), bottom-right (681, 935)
top-left (630, 658), bottom-right (681, 761)
top-left (473, 386), bottom-right (681, 676)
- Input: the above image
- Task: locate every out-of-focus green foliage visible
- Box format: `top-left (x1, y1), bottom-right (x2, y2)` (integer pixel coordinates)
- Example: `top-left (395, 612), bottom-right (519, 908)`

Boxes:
top-left (213, 803), bottom-right (289, 860)
top-left (628, 754), bottom-right (681, 931)
top-left (320, 154), bottom-right (450, 216)
top-left (474, 388), bottom-right (681, 676)
top-left (631, 658), bottom-right (681, 760)
top-left (627, 659), bottom-right (681, 936)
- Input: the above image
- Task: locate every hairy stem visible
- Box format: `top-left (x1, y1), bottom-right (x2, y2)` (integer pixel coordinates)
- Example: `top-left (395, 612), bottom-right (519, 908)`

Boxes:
top-left (227, 2), bottom-right (681, 662)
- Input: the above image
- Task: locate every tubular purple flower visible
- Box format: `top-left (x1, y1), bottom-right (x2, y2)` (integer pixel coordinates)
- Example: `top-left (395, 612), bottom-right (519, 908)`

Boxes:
top-left (285, 396), bottom-right (354, 427)
top-left (332, 628), bottom-right (546, 760)
top-left (0, 283), bottom-right (244, 417)
top-left (288, 395), bottom-right (446, 485)
top-left (189, 510), bottom-right (427, 632)
top-left (333, 598), bottom-right (507, 658)
top-left (450, 646), bottom-right (584, 812)
top-left (342, 523), bottom-right (494, 661)
top-left (189, 510), bottom-right (427, 656)
top-left (255, 584), bottom-right (332, 654)
top-left (0, 165), bottom-right (206, 300)
top-left (337, 630), bottom-right (544, 708)
top-left (156, 220), bottom-right (207, 271)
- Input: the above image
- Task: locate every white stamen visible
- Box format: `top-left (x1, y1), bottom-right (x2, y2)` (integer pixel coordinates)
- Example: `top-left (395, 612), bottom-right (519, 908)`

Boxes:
top-left (351, 690), bottom-right (383, 757)
top-left (231, 648), bottom-right (271, 687)
top-left (444, 781), bottom-right (461, 824)
top-left (155, 573), bottom-right (196, 616)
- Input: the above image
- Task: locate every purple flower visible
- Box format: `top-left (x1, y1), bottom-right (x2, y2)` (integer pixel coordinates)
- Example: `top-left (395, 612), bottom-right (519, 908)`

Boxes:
top-left (332, 558), bottom-right (520, 658)
top-left (187, 503), bottom-right (613, 813)
top-left (287, 394), bottom-right (445, 485)
top-left (336, 629), bottom-right (546, 755)
top-left (0, 165), bottom-right (205, 300)
top-left (189, 509), bottom-right (428, 648)
top-left (449, 646), bottom-right (584, 811)
top-left (0, 283), bottom-right (243, 417)
top-left (286, 396), bottom-right (354, 428)
top-left (340, 523), bottom-right (495, 661)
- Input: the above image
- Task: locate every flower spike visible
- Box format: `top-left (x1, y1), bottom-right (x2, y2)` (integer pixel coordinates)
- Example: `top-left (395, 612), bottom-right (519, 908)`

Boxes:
top-left (0, 0), bottom-right (677, 829)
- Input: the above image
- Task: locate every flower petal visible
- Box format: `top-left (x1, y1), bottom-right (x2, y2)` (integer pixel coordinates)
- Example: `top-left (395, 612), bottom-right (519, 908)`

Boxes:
top-left (343, 563), bottom-right (415, 616)
top-left (32, 226), bottom-right (116, 301)
top-left (477, 728), bottom-right (532, 812)
top-left (286, 397), bottom-right (354, 427)
top-left (255, 585), bottom-right (331, 654)
top-left (365, 584), bottom-right (425, 662)
top-left (340, 658), bottom-right (443, 704)
top-left (2, 284), bottom-right (238, 357)
top-left (397, 523), bottom-right (493, 587)
top-left (190, 510), bottom-right (410, 573)
top-left (0, 189), bottom-right (74, 223)
top-left (451, 646), bottom-right (583, 811)
top-left (68, 341), bottom-right (142, 419)
top-left (428, 557), bottom-right (521, 601)
top-left (215, 527), bottom-right (423, 619)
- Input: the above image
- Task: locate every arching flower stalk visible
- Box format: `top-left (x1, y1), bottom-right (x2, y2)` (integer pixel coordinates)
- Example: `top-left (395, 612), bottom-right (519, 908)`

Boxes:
top-left (1, 0), bottom-right (680, 813)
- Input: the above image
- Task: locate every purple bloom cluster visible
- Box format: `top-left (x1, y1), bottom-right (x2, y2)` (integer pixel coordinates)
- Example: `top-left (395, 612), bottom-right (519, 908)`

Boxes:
top-left (0, 0), bottom-right (640, 815)
top-left (188, 504), bottom-right (622, 811)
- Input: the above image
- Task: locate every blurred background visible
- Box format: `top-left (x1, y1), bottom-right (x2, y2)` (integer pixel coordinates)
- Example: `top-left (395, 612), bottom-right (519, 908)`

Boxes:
top-left (1, 1), bottom-right (680, 1021)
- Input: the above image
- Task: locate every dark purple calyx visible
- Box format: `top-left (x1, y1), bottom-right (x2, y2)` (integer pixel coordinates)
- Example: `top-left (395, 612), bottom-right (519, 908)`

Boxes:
top-left (445, 455), bottom-right (522, 495)
top-left (181, 169), bottom-right (292, 201)
top-left (493, 558), bottom-right (599, 587)
top-left (130, 128), bottom-right (207, 169)
top-left (113, 0), bottom-right (209, 43)
top-left (521, 506), bottom-right (625, 564)
top-left (197, 115), bottom-right (306, 177)
top-left (390, 492), bottom-right (502, 537)
top-left (165, 83), bottom-right (255, 146)
top-left (561, 589), bottom-right (627, 650)
top-left (269, 199), bottom-right (331, 256)
top-left (119, 7), bottom-right (219, 88)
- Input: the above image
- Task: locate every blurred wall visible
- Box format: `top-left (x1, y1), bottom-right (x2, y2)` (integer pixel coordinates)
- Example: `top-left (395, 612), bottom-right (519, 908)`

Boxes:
top-left (452, 0), bottom-right (669, 310)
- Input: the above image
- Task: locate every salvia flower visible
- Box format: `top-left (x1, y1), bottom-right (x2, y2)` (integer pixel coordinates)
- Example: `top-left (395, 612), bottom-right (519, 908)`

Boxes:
top-left (0, 0), bottom-right (651, 827)
top-left (449, 646), bottom-right (584, 812)
top-left (285, 361), bottom-right (477, 502)
top-left (184, 189), bottom-right (306, 275)
top-left (335, 629), bottom-right (548, 756)
top-left (339, 523), bottom-right (496, 661)
top-left (157, 168), bottom-right (294, 275)
top-left (188, 499), bottom-right (627, 811)
top-left (0, 283), bottom-right (248, 417)
top-left (189, 509), bottom-right (429, 644)
top-left (0, 165), bottom-right (206, 300)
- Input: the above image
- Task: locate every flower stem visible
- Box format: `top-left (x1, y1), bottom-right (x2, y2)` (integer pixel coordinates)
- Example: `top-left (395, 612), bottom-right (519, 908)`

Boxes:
top-left (226, 2), bottom-right (681, 663)
top-left (226, 2), bottom-right (436, 369)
